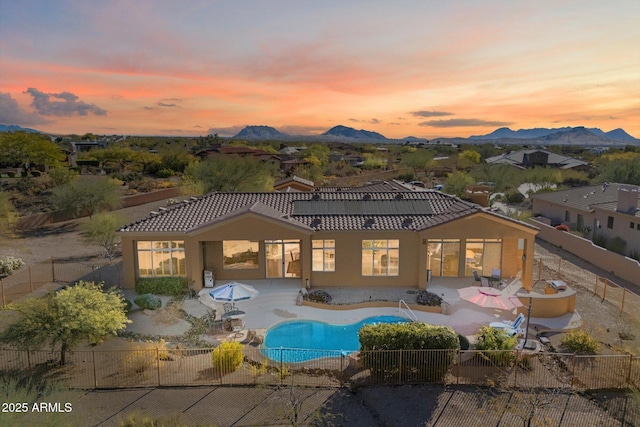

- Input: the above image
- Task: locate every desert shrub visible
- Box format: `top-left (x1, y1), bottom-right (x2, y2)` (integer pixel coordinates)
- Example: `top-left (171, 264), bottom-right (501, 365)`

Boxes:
top-left (592, 234), bottom-right (608, 248)
top-left (606, 236), bottom-right (627, 255)
top-left (560, 330), bottom-right (599, 354)
top-left (157, 168), bottom-right (175, 178)
top-left (506, 191), bottom-right (525, 204)
top-left (119, 349), bottom-right (157, 381)
top-left (475, 326), bottom-right (518, 367)
top-left (211, 341), bottom-right (244, 374)
top-left (0, 256), bottom-right (24, 277)
top-left (397, 172), bottom-right (415, 182)
top-left (415, 290), bottom-right (443, 306)
top-left (134, 293), bottom-right (162, 310)
top-left (135, 277), bottom-right (186, 296)
top-left (555, 224), bottom-right (570, 232)
top-left (359, 322), bottom-right (459, 382)
top-left (303, 290), bottom-right (332, 304)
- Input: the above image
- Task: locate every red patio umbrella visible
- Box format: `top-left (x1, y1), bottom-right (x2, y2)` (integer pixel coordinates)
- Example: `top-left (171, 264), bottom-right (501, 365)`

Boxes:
top-left (458, 286), bottom-right (523, 311)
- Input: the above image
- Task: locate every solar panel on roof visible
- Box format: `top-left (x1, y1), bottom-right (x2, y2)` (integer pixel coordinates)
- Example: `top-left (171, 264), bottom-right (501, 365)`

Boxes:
top-left (292, 200), bottom-right (433, 215)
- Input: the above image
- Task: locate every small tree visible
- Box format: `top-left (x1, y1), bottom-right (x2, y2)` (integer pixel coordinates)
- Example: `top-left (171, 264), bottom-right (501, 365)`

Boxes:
top-left (0, 281), bottom-right (130, 364)
top-left (81, 213), bottom-right (125, 263)
top-left (50, 178), bottom-right (120, 218)
top-left (0, 191), bottom-right (18, 238)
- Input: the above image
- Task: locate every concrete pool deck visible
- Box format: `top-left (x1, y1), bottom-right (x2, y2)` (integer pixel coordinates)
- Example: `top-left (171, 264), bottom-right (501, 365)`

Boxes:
top-left (192, 279), bottom-right (582, 339)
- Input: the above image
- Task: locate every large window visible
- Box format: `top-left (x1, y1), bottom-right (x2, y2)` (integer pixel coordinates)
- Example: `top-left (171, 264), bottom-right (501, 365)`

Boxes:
top-left (362, 240), bottom-right (399, 276)
top-left (312, 240), bottom-right (335, 272)
top-left (427, 239), bottom-right (460, 277)
top-left (137, 241), bottom-right (185, 277)
top-left (465, 239), bottom-right (502, 276)
top-left (223, 240), bottom-right (259, 269)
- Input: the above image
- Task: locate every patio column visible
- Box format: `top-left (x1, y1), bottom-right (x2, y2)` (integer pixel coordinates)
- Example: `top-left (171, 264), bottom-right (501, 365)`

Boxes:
top-left (521, 238), bottom-right (535, 291)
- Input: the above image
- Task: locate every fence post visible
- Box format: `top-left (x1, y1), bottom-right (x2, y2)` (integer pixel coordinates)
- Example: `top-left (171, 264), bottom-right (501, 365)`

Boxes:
top-left (626, 354), bottom-right (633, 385)
top-left (594, 276), bottom-right (598, 295)
top-left (280, 347), bottom-right (283, 385)
top-left (156, 348), bottom-right (161, 386)
top-left (514, 350), bottom-right (519, 388)
top-left (621, 288), bottom-right (626, 313)
top-left (93, 349), bottom-right (97, 389)
top-left (558, 257), bottom-right (562, 277)
top-left (29, 267), bottom-right (33, 293)
top-left (1, 279), bottom-right (5, 308)
top-left (602, 279), bottom-right (608, 301)
top-left (340, 353), bottom-right (344, 387)
top-left (456, 350), bottom-right (461, 385)
top-left (51, 257), bottom-right (55, 282)
top-left (398, 349), bottom-right (403, 385)
top-left (570, 354), bottom-right (576, 387)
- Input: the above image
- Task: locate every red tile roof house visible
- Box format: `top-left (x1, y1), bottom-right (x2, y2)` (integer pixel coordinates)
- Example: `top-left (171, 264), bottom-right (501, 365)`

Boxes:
top-left (119, 189), bottom-right (538, 293)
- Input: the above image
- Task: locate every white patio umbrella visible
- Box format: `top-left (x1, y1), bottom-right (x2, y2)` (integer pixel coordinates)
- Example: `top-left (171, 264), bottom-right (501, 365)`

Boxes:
top-left (458, 286), bottom-right (523, 311)
top-left (198, 281), bottom-right (259, 309)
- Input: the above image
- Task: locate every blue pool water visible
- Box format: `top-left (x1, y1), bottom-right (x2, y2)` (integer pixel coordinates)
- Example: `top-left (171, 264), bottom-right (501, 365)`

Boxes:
top-left (262, 315), bottom-right (408, 363)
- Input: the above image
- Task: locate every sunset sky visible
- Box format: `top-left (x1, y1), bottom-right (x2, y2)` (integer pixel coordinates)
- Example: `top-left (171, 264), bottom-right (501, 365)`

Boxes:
top-left (1, 0), bottom-right (639, 139)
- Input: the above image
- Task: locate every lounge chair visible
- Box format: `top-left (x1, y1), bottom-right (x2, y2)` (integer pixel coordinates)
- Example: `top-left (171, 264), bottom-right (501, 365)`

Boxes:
top-left (489, 313), bottom-right (525, 336)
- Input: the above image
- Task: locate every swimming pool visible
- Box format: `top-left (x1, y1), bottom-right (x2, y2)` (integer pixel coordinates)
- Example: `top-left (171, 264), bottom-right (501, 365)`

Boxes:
top-left (262, 315), bottom-right (408, 363)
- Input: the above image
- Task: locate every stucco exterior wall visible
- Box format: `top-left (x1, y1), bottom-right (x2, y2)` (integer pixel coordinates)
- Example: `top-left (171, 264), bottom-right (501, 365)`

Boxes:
top-left (120, 212), bottom-right (538, 290)
top-left (531, 219), bottom-right (640, 286)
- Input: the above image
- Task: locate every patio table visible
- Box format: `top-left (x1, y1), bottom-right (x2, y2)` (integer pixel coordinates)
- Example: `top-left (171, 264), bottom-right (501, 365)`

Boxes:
top-left (222, 310), bottom-right (246, 320)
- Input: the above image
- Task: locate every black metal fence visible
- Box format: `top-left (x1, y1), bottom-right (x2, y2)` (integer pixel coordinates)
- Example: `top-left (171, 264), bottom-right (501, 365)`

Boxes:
top-left (1, 347), bottom-right (638, 391)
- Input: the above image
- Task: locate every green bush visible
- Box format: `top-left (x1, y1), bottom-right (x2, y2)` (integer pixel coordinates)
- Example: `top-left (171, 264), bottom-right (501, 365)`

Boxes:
top-left (475, 326), bottom-right (518, 367)
top-left (211, 341), bottom-right (244, 374)
top-left (134, 293), bottom-right (162, 310)
top-left (506, 191), bottom-right (525, 204)
top-left (121, 298), bottom-right (133, 313)
top-left (606, 236), bottom-right (627, 255)
top-left (415, 291), bottom-right (443, 306)
top-left (560, 330), bottom-right (599, 354)
top-left (135, 277), bottom-right (186, 296)
top-left (359, 322), bottom-right (459, 382)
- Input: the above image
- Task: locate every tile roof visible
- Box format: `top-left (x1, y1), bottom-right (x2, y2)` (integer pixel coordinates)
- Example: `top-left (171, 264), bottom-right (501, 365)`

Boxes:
top-left (531, 183), bottom-right (640, 215)
top-left (120, 190), bottom-right (485, 233)
top-left (485, 149), bottom-right (588, 169)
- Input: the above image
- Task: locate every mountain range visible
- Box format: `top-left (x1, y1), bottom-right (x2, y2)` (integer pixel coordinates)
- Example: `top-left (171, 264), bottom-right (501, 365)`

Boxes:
top-left (231, 125), bottom-right (638, 145)
top-left (470, 126), bottom-right (637, 143)
top-left (2, 122), bottom-right (638, 145)
top-left (0, 124), bottom-right (41, 133)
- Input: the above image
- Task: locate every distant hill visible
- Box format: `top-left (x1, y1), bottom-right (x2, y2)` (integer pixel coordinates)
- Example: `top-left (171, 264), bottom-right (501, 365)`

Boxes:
top-left (604, 128), bottom-right (638, 143)
top-left (233, 125), bottom-right (287, 139)
top-left (322, 125), bottom-right (386, 140)
top-left (470, 126), bottom-right (638, 145)
top-left (0, 124), bottom-right (41, 133)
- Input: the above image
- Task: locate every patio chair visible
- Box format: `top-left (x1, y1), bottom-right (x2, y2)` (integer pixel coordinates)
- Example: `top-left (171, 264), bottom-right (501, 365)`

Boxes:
top-left (223, 303), bottom-right (233, 313)
top-left (489, 313), bottom-right (525, 331)
top-left (492, 268), bottom-right (501, 280)
top-left (473, 270), bottom-right (481, 283)
top-left (480, 277), bottom-right (490, 287)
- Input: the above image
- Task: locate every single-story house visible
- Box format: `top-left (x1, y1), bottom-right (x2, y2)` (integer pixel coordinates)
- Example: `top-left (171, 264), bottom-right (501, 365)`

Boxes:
top-left (531, 183), bottom-right (640, 255)
top-left (485, 149), bottom-right (589, 171)
top-left (119, 190), bottom-right (538, 292)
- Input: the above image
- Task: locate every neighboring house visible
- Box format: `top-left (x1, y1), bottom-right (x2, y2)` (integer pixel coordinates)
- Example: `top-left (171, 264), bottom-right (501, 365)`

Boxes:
top-left (67, 141), bottom-right (108, 167)
top-left (119, 189), bottom-right (537, 292)
top-left (273, 176), bottom-right (315, 192)
top-left (531, 183), bottom-right (640, 255)
top-left (485, 149), bottom-right (589, 171)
